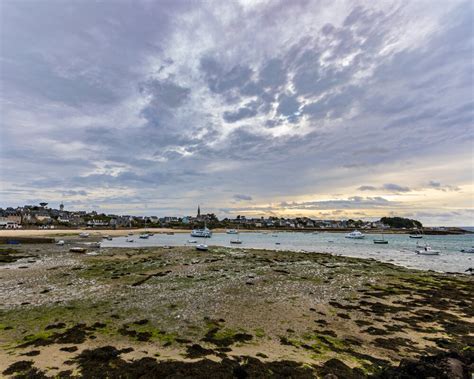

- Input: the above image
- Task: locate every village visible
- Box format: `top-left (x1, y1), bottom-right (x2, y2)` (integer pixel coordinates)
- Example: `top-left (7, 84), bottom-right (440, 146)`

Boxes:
top-left (0, 203), bottom-right (465, 234)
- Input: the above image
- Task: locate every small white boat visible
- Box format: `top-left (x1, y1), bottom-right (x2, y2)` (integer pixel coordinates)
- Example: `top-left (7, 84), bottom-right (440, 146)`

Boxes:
top-left (409, 234), bottom-right (423, 239)
top-left (226, 229), bottom-right (238, 234)
top-left (230, 239), bottom-right (242, 244)
top-left (196, 244), bottom-right (208, 251)
top-left (460, 248), bottom-right (474, 253)
top-left (79, 232), bottom-right (90, 238)
top-left (126, 238), bottom-right (134, 243)
top-left (415, 245), bottom-right (440, 255)
top-left (56, 240), bottom-right (65, 246)
top-left (345, 230), bottom-right (365, 239)
top-left (187, 239), bottom-right (197, 243)
top-left (139, 233), bottom-right (149, 239)
top-left (70, 247), bottom-right (87, 253)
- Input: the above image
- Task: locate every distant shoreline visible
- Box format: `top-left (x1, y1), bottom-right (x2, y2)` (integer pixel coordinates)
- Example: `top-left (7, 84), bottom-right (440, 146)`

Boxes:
top-left (0, 226), bottom-right (471, 239)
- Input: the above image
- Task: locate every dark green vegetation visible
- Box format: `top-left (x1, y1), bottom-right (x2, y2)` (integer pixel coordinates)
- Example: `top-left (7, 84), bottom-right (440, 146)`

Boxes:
top-left (0, 245), bottom-right (472, 378)
top-left (380, 217), bottom-right (422, 229)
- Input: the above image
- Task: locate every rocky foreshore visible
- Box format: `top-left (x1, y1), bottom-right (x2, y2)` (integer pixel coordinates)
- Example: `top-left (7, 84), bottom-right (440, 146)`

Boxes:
top-left (0, 244), bottom-right (473, 378)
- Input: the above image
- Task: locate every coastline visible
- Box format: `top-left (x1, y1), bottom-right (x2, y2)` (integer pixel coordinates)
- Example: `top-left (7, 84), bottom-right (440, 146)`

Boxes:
top-left (1, 244), bottom-right (472, 377)
top-left (0, 227), bottom-right (470, 239)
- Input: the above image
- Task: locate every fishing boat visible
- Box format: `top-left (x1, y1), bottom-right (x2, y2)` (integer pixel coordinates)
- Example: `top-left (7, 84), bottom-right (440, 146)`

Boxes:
top-left (373, 234), bottom-right (388, 244)
top-left (70, 247), bottom-right (87, 253)
top-left (345, 230), bottom-right (365, 239)
top-left (79, 232), bottom-right (90, 238)
top-left (196, 244), bottom-right (208, 251)
top-left (226, 229), bottom-right (238, 234)
top-left (191, 222), bottom-right (212, 238)
top-left (415, 244), bottom-right (440, 255)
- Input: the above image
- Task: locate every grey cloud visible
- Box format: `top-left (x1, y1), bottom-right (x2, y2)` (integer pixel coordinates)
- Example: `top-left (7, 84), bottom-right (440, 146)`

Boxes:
top-left (357, 184), bottom-right (411, 193)
top-left (259, 58), bottom-right (286, 88)
top-left (223, 103), bottom-right (258, 123)
top-left (233, 194), bottom-right (253, 201)
top-left (140, 79), bottom-right (190, 108)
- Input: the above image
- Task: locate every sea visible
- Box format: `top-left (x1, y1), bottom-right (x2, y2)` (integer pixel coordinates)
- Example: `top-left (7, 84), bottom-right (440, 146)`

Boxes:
top-left (101, 231), bottom-right (474, 274)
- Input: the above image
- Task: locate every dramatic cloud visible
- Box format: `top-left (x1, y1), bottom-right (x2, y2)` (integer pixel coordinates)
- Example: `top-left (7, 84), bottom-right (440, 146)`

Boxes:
top-left (0, 0), bottom-right (472, 225)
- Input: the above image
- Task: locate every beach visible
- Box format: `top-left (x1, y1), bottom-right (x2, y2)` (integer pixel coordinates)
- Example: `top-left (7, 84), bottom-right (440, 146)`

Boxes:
top-left (1, 240), bottom-right (473, 378)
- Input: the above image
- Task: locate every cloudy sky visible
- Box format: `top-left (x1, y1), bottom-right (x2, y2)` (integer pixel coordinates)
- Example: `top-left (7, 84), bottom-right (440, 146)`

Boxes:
top-left (0, 0), bottom-right (473, 225)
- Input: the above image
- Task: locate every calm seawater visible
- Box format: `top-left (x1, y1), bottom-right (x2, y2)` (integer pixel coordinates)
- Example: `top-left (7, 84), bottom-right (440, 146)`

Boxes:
top-left (102, 231), bottom-right (474, 273)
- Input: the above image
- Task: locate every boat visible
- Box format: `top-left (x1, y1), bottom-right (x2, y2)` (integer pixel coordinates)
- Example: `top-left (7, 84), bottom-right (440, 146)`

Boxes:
top-left (272, 234), bottom-right (278, 237)
top-left (69, 247), bottom-right (87, 253)
top-left (275, 242), bottom-right (281, 245)
top-left (86, 251), bottom-right (99, 256)
top-left (89, 242), bottom-right (101, 248)
top-left (139, 233), bottom-right (149, 239)
top-left (226, 229), bottom-right (238, 234)
top-left (191, 222), bottom-right (212, 238)
top-left (460, 248), bottom-right (474, 253)
top-left (230, 238), bottom-right (242, 244)
top-left (128, 232), bottom-right (133, 236)
top-left (196, 244), bottom-right (208, 251)
top-left (79, 232), bottom-right (90, 238)
top-left (409, 230), bottom-right (423, 239)
top-left (56, 240), bottom-right (65, 246)
top-left (166, 232), bottom-right (174, 235)
top-left (345, 230), bottom-right (365, 239)
top-left (104, 235), bottom-right (113, 241)
top-left (373, 234), bottom-right (388, 244)
top-left (126, 238), bottom-right (134, 243)
top-left (415, 244), bottom-right (440, 255)
top-left (187, 239), bottom-right (197, 243)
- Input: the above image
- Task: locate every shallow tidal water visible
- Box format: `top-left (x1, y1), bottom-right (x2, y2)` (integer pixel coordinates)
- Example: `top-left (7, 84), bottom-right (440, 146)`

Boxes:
top-left (102, 231), bottom-right (474, 273)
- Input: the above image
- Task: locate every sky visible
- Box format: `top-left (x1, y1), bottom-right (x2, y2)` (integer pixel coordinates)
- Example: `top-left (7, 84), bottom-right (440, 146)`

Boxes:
top-left (0, 0), bottom-right (473, 226)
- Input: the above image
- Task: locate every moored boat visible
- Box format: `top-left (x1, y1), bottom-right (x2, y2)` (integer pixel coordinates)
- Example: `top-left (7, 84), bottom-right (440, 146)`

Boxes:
top-left (415, 244), bottom-right (440, 255)
top-left (374, 234), bottom-right (388, 244)
top-left (79, 232), bottom-right (90, 238)
top-left (191, 226), bottom-right (212, 238)
top-left (196, 244), bottom-right (208, 251)
top-left (226, 229), bottom-right (238, 234)
top-left (56, 240), bottom-right (65, 246)
top-left (345, 230), bottom-right (365, 239)
top-left (126, 238), bottom-right (134, 243)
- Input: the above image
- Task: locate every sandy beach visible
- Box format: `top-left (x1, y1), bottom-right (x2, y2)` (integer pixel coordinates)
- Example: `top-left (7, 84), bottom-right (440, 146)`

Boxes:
top-left (1, 242), bottom-right (473, 378)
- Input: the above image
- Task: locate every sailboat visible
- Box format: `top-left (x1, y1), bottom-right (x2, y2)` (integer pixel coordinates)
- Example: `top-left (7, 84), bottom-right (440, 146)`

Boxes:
top-left (230, 226), bottom-right (242, 244)
top-left (139, 218), bottom-right (149, 238)
top-left (409, 229), bottom-right (423, 239)
top-left (374, 233), bottom-right (388, 244)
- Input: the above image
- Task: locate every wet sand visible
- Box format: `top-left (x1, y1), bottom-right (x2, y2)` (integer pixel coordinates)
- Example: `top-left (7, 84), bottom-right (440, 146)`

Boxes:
top-left (0, 243), bottom-right (473, 378)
